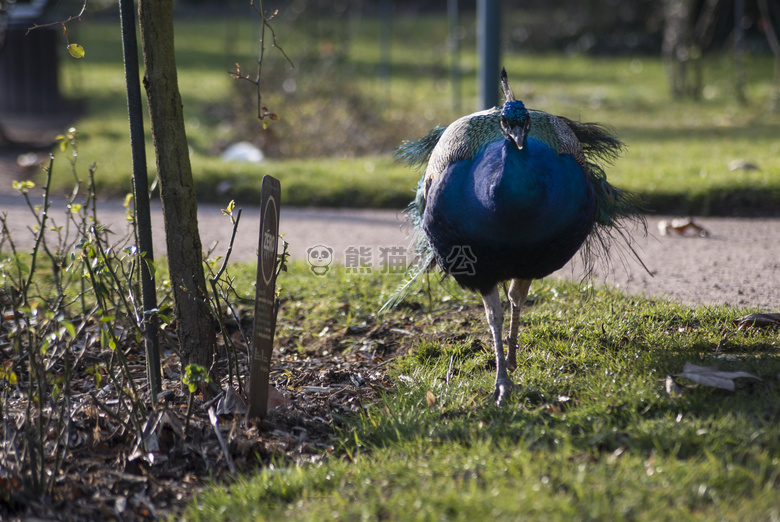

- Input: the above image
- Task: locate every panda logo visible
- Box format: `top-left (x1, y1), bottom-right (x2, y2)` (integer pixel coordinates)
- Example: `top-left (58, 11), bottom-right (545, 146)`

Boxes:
top-left (307, 245), bottom-right (334, 276)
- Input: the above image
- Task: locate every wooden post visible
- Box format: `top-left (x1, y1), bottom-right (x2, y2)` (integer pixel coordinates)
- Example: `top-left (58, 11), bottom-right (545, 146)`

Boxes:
top-left (247, 175), bottom-right (281, 420)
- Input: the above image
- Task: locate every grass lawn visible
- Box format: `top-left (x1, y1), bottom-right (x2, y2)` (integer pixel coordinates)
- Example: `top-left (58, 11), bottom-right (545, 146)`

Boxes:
top-left (183, 262), bottom-right (780, 520)
top-left (45, 10), bottom-right (780, 214)
top-left (10, 9), bottom-right (777, 518)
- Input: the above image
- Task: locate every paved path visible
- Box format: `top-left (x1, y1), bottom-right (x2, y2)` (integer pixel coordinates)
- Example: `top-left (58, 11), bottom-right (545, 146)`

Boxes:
top-left (1, 192), bottom-right (778, 311)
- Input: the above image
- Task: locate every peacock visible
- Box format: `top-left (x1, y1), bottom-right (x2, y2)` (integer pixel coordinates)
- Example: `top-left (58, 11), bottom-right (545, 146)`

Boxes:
top-left (386, 68), bottom-right (645, 405)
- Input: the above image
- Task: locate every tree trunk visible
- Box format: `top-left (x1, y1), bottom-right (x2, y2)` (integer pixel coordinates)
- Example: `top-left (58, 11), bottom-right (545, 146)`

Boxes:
top-left (758, 0), bottom-right (780, 112)
top-left (662, 0), bottom-right (695, 99)
top-left (137, 0), bottom-right (216, 385)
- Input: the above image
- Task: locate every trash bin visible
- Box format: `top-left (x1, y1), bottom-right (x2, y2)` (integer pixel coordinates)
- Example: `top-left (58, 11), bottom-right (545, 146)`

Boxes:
top-left (0, 21), bottom-right (61, 115)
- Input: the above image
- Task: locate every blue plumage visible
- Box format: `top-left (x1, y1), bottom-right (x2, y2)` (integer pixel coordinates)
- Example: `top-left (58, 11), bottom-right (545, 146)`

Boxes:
top-left (387, 69), bottom-right (645, 404)
top-left (424, 136), bottom-right (595, 293)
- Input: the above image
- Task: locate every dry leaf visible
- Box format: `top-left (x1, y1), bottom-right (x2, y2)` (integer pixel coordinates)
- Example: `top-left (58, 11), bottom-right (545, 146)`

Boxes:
top-left (216, 385), bottom-right (247, 415)
top-left (128, 411), bottom-right (163, 464)
top-left (728, 159), bottom-right (760, 171)
top-left (159, 410), bottom-right (185, 439)
top-left (426, 390), bottom-right (436, 408)
top-left (664, 375), bottom-right (683, 397)
top-left (657, 218), bottom-right (709, 237)
top-left (675, 362), bottom-right (761, 391)
top-left (267, 385), bottom-right (289, 410)
top-left (607, 444), bottom-right (627, 464)
top-left (733, 313), bottom-right (780, 329)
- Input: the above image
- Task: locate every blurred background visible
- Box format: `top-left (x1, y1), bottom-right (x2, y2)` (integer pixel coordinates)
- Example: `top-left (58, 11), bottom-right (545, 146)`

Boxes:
top-left (0, 0), bottom-right (778, 214)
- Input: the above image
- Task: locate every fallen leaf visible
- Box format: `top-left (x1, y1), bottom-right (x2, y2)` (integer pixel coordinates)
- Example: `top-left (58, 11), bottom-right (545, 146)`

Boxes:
top-left (664, 375), bottom-right (683, 397)
top-left (728, 159), bottom-right (760, 171)
top-left (657, 218), bottom-right (709, 237)
top-left (267, 385), bottom-right (289, 409)
top-left (216, 385), bottom-right (247, 415)
top-left (675, 362), bottom-right (761, 391)
top-left (160, 410), bottom-right (185, 439)
top-left (733, 313), bottom-right (780, 329)
top-left (426, 390), bottom-right (436, 408)
top-left (607, 444), bottom-right (627, 463)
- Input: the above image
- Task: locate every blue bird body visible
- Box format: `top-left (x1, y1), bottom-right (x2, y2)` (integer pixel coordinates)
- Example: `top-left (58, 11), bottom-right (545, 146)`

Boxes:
top-left (386, 69), bottom-right (645, 404)
top-left (424, 136), bottom-right (595, 293)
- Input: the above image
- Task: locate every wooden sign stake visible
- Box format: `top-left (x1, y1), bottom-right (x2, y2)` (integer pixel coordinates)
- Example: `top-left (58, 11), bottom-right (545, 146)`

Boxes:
top-left (247, 175), bottom-right (281, 421)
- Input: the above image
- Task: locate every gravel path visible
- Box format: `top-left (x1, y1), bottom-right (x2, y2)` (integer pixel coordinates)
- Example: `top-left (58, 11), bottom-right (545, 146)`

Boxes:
top-left (1, 191), bottom-right (778, 311)
top-left (2, 114), bottom-right (778, 311)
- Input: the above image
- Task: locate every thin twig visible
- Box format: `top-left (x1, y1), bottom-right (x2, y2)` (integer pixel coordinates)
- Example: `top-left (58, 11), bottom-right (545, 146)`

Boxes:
top-left (21, 156), bottom-right (55, 307)
top-left (231, 1), bottom-right (293, 121)
top-left (208, 406), bottom-right (237, 474)
top-left (25, 1), bottom-right (87, 34)
top-left (210, 209), bottom-right (242, 284)
top-left (208, 209), bottom-right (243, 390)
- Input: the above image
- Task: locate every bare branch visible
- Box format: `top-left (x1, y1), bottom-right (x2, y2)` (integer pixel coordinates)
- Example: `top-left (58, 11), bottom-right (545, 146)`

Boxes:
top-left (234, 0), bottom-right (294, 125)
top-left (25, 0), bottom-right (87, 35)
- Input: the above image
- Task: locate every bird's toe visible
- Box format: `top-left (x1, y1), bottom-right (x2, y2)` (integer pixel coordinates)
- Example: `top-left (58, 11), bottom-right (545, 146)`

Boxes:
top-left (492, 378), bottom-right (514, 406)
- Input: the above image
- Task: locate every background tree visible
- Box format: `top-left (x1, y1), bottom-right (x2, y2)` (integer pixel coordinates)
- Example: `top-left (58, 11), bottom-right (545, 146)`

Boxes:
top-left (757, 0), bottom-right (780, 111)
top-left (137, 0), bottom-right (217, 387)
top-left (662, 0), bottom-right (720, 99)
top-left (0, 0), bottom-right (9, 145)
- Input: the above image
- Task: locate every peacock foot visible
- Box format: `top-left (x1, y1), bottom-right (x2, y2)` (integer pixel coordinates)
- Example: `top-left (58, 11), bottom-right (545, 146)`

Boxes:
top-left (492, 376), bottom-right (514, 406)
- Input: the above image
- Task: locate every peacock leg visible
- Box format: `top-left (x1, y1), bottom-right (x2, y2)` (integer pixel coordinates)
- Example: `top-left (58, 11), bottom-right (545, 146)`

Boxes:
top-left (506, 279), bottom-right (532, 371)
top-left (482, 286), bottom-right (512, 405)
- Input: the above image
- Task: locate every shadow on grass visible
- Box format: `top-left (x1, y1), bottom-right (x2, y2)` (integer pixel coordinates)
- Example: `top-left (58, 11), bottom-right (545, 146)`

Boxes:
top-left (644, 189), bottom-right (780, 217)
top-left (337, 284), bottom-right (780, 463)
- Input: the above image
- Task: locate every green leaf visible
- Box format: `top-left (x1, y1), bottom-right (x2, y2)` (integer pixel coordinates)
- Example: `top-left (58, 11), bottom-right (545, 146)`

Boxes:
top-left (222, 200), bottom-right (236, 216)
top-left (86, 364), bottom-right (103, 388)
top-left (63, 321), bottom-right (76, 339)
top-left (0, 365), bottom-right (18, 385)
top-left (182, 364), bottom-right (210, 393)
top-left (124, 193), bottom-right (134, 220)
top-left (67, 43), bottom-right (85, 59)
top-left (12, 180), bottom-right (35, 193)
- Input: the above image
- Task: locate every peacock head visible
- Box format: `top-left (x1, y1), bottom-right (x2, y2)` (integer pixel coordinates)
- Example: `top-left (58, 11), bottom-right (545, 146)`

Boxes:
top-left (498, 68), bottom-right (530, 150)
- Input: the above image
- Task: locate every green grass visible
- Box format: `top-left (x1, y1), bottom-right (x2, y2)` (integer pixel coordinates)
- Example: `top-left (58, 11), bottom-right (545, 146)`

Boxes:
top-left (45, 12), bottom-right (780, 214)
top-left (185, 263), bottom-right (780, 520)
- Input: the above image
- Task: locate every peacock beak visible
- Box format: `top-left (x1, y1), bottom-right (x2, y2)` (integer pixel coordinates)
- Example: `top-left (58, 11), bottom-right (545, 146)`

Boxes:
top-left (508, 125), bottom-right (528, 150)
